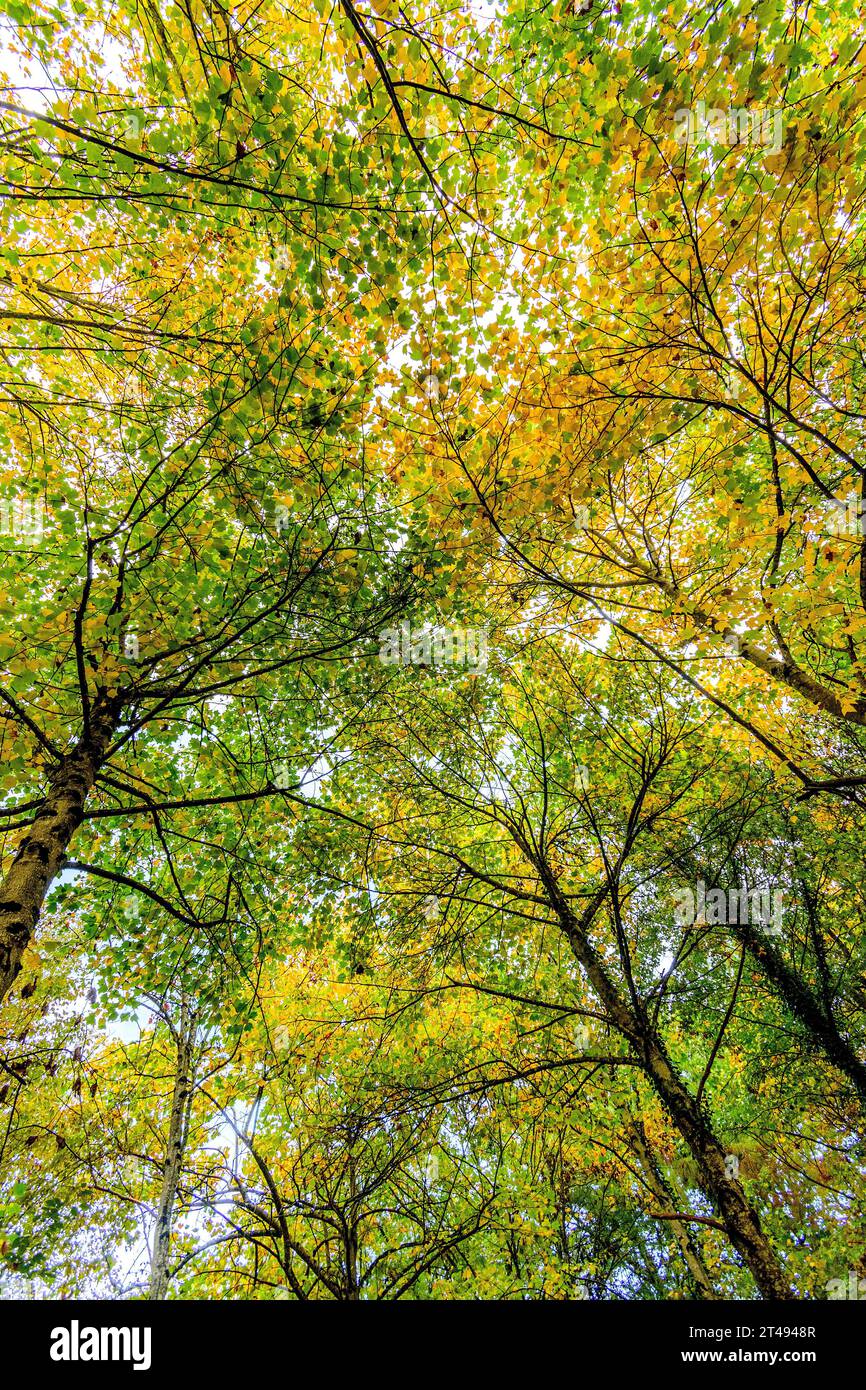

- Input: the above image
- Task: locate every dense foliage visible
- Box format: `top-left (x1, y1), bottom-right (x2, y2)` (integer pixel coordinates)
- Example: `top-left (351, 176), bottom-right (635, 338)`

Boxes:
top-left (0, 0), bottom-right (864, 1300)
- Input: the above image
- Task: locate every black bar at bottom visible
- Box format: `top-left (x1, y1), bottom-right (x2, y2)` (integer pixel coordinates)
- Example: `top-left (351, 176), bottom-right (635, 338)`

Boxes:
top-left (1, 1296), bottom-right (855, 1380)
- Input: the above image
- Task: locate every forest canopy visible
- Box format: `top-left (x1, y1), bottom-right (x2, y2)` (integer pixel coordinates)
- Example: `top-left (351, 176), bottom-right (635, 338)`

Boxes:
top-left (0, 0), bottom-right (864, 1302)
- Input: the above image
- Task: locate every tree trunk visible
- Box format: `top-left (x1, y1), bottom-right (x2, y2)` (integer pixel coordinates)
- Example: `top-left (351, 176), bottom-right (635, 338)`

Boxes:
top-left (538, 866), bottom-right (795, 1300)
top-left (0, 698), bottom-right (118, 1005)
top-left (628, 1119), bottom-right (719, 1299)
top-left (675, 848), bottom-right (866, 1109)
top-left (737, 922), bottom-right (866, 1107)
top-left (344, 1145), bottom-right (361, 1301)
top-left (149, 1012), bottom-right (196, 1300)
top-left (607, 553), bottom-right (866, 726)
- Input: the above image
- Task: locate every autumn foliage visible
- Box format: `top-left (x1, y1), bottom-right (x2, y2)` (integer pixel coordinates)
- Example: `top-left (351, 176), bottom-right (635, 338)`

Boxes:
top-left (0, 0), bottom-right (864, 1301)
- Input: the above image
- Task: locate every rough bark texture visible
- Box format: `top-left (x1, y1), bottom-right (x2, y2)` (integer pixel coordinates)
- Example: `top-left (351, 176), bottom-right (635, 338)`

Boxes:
top-left (629, 1120), bottom-right (718, 1299)
top-left (538, 866), bottom-right (795, 1300)
top-left (738, 923), bottom-right (866, 1107)
top-left (149, 1015), bottom-right (196, 1301)
top-left (0, 698), bottom-right (118, 1005)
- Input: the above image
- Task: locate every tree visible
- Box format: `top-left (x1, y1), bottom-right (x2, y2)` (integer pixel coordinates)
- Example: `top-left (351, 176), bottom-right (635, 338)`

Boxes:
top-left (2, 0), bottom-right (865, 1305)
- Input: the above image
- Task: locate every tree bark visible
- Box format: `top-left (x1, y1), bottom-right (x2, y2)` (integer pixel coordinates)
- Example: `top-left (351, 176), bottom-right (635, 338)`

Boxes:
top-left (0, 697), bottom-right (118, 1005)
top-left (599, 549), bottom-right (866, 727)
top-left (149, 1011), bottom-right (197, 1300)
top-left (628, 1119), bottom-right (719, 1299)
top-left (537, 865), bottom-right (795, 1299)
top-left (737, 922), bottom-right (866, 1108)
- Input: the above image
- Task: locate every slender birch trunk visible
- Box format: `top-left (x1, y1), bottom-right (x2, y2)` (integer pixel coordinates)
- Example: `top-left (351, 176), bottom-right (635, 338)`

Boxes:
top-left (149, 1011), bottom-right (197, 1301)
